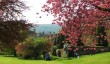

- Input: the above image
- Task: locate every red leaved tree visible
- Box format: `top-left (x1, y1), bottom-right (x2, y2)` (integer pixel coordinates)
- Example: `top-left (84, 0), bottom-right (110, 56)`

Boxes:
top-left (42, 0), bottom-right (110, 46)
top-left (0, 0), bottom-right (31, 56)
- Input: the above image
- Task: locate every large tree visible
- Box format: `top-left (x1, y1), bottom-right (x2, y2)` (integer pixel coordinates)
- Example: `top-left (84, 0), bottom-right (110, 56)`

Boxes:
top-left (0, 0), bottom-right (31, 51)
top-left (42, 0), bottom-right (110, 46)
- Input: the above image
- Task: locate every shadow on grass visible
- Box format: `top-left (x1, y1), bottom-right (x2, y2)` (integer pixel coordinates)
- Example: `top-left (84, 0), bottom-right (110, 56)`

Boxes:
top-left (1, 54), bottom-right (75, 61)
top-left (51, 56), bottom-right (74, 61)
top-left (3, 55), bottom-right (16, 57)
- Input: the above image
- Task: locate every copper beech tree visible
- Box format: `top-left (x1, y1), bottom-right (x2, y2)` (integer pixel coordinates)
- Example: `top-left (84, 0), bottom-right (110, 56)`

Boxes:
top-left (0, 0), bottom-right (31, 50)
top-left (42, 0), bottom-right (110, 46)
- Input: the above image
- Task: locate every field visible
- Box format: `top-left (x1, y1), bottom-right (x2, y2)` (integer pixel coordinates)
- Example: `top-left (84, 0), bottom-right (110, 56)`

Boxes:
top-left (0, 52), bottom-right (110, 64)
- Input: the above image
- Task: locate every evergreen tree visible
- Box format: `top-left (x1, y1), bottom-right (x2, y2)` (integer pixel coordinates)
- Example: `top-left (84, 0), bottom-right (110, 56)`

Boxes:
top-left (76, 35), bottom-right (84, 46)
top-left (96, 22), bottom-right (108, 46)
top-left (57, 34), bottom-right (65, 49)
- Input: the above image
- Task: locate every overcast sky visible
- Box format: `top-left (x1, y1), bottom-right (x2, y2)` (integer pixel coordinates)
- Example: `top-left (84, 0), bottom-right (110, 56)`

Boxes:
top-left (22, 0), bottom-right (54, 24)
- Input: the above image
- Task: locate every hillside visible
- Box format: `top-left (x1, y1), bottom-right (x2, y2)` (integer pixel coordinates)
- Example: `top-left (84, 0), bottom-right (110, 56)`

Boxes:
top-left (34, 24), bottom-right (61, 34)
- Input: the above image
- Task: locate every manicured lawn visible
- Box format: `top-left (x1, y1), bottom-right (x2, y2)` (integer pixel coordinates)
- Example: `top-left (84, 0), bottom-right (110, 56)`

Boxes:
top-left (0, 52), bottom-right (110, 64)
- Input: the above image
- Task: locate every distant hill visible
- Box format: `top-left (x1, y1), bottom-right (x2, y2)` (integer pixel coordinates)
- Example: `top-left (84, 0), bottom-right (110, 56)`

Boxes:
top-left (31, 24), bottom-right (61, 34)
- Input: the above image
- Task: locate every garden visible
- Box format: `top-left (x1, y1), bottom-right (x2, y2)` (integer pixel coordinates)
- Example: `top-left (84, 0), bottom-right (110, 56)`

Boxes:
top-left (0, 0), bottom-right (110, 64)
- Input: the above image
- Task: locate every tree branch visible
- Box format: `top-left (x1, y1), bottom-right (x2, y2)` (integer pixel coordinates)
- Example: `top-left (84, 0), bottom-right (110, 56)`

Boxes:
top-left (93, 5), bottom-right (110, 12)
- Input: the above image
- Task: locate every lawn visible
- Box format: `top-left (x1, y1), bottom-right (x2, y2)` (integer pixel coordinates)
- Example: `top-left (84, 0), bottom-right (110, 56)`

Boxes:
top-left (0, 52), bottom-right (110, 64)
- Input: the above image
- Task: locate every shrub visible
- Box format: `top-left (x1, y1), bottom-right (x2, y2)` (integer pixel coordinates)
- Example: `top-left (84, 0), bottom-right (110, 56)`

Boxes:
top-left (15, 37), bottom-right (52, 59)
top-left (0, 48), bottom-right (15, 55)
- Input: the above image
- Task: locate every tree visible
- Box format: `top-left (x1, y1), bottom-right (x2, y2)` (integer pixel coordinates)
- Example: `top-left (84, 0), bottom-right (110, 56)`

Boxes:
top-left (0, 20), bottom-right (31, 48)
top-left (42, 0), bottom-right (110, 46)
top-left (0, 0), bottom-right (31, 56)
top-left (96, 22), bottom-right (108, 46)
top-left (56, 34), bottom-right (65, 49)
top-left (0, 0), bottom-right (27, 20)
top-left (0, 20), bottom-right (31, 56)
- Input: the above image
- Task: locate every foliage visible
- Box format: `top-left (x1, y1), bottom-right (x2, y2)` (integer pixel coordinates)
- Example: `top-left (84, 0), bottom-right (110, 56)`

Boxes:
top-left (0, 0), bottom-right (28, 20)
top-left (0, 20), bottom-right (31, 48)
top-left (56, 34), bottom-right (65, 49)
top-left (96, 24), bottom-right (108, 46)
top-left (2, 48), bottom-right (15, 55)
top-left (15, 37), bottom-right (52, 59)
top-left (42, 0), bottom-right (110, 46)
top-left (0, 0), bottom-right (31, 51)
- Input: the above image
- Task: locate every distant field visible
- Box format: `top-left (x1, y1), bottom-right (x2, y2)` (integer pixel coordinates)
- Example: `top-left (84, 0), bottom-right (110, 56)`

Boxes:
top-left (0, 52), bottom-right (110, 64)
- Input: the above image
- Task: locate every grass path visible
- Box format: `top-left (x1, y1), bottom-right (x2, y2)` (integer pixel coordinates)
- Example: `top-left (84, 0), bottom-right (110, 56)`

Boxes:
top-left (0, 52), bottom-right (110, 64)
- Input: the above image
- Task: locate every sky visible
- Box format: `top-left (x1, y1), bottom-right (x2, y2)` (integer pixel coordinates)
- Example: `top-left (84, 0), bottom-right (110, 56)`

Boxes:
top-left (22, 0), bottom-right (54, 24)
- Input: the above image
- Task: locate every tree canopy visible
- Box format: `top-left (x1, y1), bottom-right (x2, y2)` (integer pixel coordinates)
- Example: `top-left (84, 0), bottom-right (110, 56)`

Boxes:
top-left (0, 0), bottom-right (31, 48)
top-left (0, 0), bottom-right (27, 20)
top-left (43, 0), bottom-right (110, 46)
top-left (0, 20), bottom-right (31, 48)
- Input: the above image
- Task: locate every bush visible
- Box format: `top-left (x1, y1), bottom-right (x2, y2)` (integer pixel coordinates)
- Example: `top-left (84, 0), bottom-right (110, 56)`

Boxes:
top-left (15, 37), bottom-right (52, 59)
top-left (0, 48), bottom-right (15, 55)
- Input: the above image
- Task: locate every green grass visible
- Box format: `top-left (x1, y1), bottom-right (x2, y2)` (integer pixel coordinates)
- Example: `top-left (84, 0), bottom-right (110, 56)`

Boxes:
top-left (0, 52), bottom-right (110, 64)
